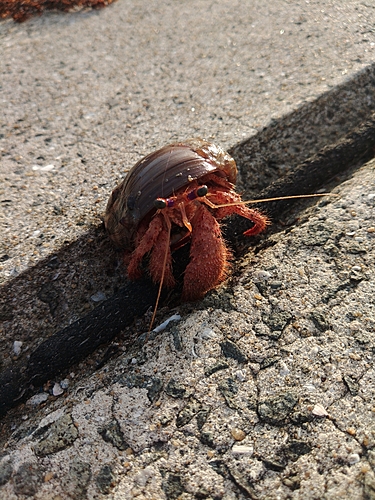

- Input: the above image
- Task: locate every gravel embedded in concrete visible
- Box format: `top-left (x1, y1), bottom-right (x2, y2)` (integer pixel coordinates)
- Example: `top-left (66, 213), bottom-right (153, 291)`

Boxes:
top-left (1, 0), bottom-right (375, 498)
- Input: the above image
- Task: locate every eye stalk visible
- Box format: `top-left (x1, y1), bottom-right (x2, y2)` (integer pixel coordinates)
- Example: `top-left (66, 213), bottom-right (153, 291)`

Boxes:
top-left (154, 185), bottom-right (209, 210)
top-left (154, 197), bottom-right (177, 209)
top-left (187, 185), bottom-right (208, 201)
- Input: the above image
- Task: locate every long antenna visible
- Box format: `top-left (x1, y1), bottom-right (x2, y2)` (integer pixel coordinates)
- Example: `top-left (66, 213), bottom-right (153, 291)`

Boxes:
top-left (148, 216), bottom-right (172, 333)
top-left (204, 192), bottom-right (337, 209)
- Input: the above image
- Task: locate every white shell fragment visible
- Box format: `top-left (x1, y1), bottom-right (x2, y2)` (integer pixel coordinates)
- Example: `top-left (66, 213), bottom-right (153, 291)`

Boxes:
top-left (253, 270), bottom-right (272, 282)
top-left (312, 403), bottom-right (329, 417)
top-left (201, 327), bottom-right (217, 339)
top-left (236, 369), bottom-right (247, 382)
top-left (52, 383), bottom-right (64, 397)
top-left (303, 383), bottom-right (317, 392)
top-left (32, 164), bottom-right (55, 171)
top-left (13, 341), bottom-right (23, 356)
top-left (347, 453), bottom-right (360, 465)
top-left (152, 314), bottom-right (181, 333)
top-left (232, 445), bottom-right (254, 455)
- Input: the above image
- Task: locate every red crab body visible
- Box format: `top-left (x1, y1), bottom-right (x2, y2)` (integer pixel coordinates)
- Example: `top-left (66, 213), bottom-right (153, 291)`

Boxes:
top-left (105, 139), bottom-right (268, 301)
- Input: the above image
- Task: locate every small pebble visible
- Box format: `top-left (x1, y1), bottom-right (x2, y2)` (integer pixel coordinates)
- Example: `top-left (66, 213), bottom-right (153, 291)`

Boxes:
top-left (253, 270), bottom-right (272, 281)
top-left (231, 428), bottom-right (246, 441)
top-left (91, 291), bottom-right (106, 302)
top-left (26, 393), bottom-right (49, 406)
top-left (348, 453), bottom-right (360, 465)
top-left (249, 362), bottom-right (260, 375)
top-left (44, 472), bottom-right (54, 482)
top-left (235, 369), bottom-right (246, 382)
top-left (13, 340), bottom-right (23, 356)
top-left (60, 379), bottom-right (70, 389)
top-left (134, 466), bottom-right (154, 487)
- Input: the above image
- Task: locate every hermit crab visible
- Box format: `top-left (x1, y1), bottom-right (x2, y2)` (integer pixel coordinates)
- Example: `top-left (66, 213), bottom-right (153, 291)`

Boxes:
top-left (104, 138), bottom-right (268, 303)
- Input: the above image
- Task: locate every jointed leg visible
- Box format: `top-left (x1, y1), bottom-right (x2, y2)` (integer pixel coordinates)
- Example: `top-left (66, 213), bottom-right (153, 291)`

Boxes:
top-left (205, 191), bottom-right (269, 236)
top-left (149, 215), bottom-right (175, 288)
top-left (127, 215), bottom-right (164, 280)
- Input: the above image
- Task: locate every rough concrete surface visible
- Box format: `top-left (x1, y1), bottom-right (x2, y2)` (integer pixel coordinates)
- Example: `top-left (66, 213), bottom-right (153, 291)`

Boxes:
top-left (0, 0), bottom-right (375, 498)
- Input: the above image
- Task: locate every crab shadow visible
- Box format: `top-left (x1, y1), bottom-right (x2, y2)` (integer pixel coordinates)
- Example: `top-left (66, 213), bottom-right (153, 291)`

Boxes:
top-left (1, 63), bottom-right (375, 378)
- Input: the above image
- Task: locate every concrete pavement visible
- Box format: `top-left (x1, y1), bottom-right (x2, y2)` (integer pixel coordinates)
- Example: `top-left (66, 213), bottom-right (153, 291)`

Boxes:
top-left (1, 1), bottom-right (375, 498)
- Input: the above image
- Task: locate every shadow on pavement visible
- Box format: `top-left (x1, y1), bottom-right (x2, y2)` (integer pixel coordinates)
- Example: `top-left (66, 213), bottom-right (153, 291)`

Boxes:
top-left (0, 63), bottom-right (375, 416)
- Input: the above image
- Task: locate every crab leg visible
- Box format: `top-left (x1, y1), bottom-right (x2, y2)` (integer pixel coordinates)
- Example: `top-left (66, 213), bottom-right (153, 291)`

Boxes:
top-left (127, 214), bottom-right (164, 280)
top-left (149, 213), bottom-right (175, 288)
top-left (204, 191), bottom-right (269, 236)
top-left (182, 204), bottom-right (230, 301)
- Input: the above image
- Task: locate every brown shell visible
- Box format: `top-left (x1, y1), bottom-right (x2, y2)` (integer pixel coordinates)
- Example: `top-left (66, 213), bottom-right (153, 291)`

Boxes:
top-left (104, 138), bottom-right (237, 249)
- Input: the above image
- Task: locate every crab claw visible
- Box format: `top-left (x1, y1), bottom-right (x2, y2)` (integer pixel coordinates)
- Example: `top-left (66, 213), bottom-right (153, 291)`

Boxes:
top-left (182, 204), bottom-right (230, 301)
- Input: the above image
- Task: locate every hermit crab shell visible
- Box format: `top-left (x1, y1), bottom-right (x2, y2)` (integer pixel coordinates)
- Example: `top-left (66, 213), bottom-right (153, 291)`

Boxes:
top-left (104, 138), bottom-right (237, 249)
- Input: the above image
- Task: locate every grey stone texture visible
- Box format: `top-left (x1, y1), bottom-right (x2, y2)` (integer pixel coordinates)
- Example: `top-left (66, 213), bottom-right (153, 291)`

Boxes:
top-left (1, 0), bottom-right (375, 498)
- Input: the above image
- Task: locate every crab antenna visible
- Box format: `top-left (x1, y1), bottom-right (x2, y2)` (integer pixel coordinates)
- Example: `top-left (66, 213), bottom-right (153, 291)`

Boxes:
top-left (148, 214), bottom-right (172, 334)
top-left (205, 193), bottom-right (338, 208)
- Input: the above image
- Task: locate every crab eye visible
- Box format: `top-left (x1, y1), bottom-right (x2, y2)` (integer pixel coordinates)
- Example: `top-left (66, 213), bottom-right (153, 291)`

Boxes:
top-left (154, 198), bottom-right (167, 209)
top-left (187, 185), bottom-right (208, 201)
top-left (196, 185), bottom-right (208, 198)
